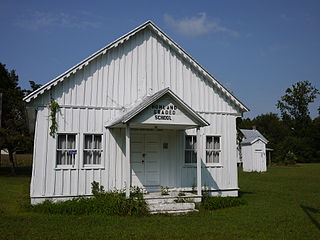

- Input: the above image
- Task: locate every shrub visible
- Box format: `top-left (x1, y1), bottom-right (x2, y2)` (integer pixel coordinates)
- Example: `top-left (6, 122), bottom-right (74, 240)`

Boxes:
top-left (31, 182), bottom-right (149, 216)
top-left (160, 186), bottom-right (169, 195)
top-left (283, 151), bottom-right (297, 166)
top-left (130, 186), bottom-right (144, 199)
top-left (202, 196), bottom-right (246, 210)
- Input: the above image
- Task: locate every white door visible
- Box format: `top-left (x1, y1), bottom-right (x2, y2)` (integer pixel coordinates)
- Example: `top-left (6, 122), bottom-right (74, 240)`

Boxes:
top-left (131, 132), bottom-right (161, 187)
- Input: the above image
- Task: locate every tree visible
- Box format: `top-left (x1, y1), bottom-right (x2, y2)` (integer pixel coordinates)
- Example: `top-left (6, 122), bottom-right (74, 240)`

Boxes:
top-left (276, 80), bottom-right (319, 135)
top-left (23, 80), bottom-right (42, 95)
top-left (276, 80), bottom-right (319, 162)
top-left (0, 63), bottom-right (31, 174)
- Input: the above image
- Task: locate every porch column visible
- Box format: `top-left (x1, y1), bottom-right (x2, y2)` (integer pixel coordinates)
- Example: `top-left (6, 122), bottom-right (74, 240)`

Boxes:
top-left (196, 127), bottom-right (202, 196)
top-left (125, 124), bottom-right (131, 198)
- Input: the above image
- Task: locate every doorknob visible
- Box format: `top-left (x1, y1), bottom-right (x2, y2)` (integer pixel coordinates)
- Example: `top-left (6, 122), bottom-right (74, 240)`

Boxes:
top-left (142, 160), bottom-right (145, 163)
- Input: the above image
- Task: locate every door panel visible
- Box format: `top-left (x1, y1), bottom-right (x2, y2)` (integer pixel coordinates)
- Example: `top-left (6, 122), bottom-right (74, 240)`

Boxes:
top-left (131, 134), bottom-right (145, 187)
top-left (131, 132), bottom-right (161, 187)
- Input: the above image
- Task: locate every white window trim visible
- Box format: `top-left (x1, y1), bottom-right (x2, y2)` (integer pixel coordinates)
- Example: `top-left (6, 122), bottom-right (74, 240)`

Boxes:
top-left (81, 132), bottom-right (105, 169)
top-left (205, 135), bottom-right (223, 167)
top-left (55, 132), bottom-right (79, 170)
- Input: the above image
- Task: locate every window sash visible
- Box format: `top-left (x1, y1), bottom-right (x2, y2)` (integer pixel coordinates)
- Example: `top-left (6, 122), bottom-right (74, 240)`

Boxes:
top-left (83, 134), bottom-right (102, 165)
top-left (206, 136), bottom-right (221, 164)
top-left (185, 135), bottom-right (197, 164)
top-left (56, 134), bottom-right (77, 166)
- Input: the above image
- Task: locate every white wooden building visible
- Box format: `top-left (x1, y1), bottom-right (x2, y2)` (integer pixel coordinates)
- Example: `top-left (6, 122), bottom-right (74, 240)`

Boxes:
top-left (24, 21), bottom-right (249, 204)
top-left (240, 129), bottom-right (268, 172)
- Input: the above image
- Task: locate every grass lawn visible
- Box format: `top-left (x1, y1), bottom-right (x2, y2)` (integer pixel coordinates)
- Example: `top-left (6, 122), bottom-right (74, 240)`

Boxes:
top-left (0, 164), bottom-right (319, 240)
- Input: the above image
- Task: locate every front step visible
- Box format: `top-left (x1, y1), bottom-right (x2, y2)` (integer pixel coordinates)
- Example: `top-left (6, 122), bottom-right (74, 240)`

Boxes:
top-left (148, 202), bottom-right (198, 215)
top-left (143, 191), bottom-right (201, 214)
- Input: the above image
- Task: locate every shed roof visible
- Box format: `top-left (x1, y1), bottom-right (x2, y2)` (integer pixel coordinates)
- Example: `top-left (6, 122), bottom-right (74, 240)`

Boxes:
top-left (23, 20), bottom-right (249, 112)
top-left (240, 129), bottom-right (268, 145)
top-left (106, 87), bottom-right (210, 128)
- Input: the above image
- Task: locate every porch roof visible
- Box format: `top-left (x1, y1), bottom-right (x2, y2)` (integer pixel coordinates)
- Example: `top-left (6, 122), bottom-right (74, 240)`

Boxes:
top-left (105, 87), bottom-right (209, 129)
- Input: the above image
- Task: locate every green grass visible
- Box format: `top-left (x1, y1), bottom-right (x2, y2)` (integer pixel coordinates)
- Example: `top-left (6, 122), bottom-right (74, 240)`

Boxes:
top-left (0, 164), bottom-right (319, 239)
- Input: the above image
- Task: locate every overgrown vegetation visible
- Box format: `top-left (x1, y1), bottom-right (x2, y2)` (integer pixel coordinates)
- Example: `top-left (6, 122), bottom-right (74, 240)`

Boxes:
top-left (160, 185), bottom-right (169, 195)
top-left (31, 181), bottom-right (149, 216)
top-left (201, 196), bottom-right (246, 210)
top-left (130, 186), bottom-right (144, 199)
top-left (48, 100), bottom-right (60, 137)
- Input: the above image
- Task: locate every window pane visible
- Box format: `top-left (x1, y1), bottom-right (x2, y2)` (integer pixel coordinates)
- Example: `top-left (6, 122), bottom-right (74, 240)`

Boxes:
top-left (193, 137), bottom-right (197, 150)
top-left (93, 151), bottom-right (101, 164)
top-left (58, 135), bottom-right (66, 149)
top-left (206, 136), bottom-right (213, 149)
top-left (66, 152), bottom-right (74, 165)
top-left (185, 136), bottom-right (192, 149)
top-left (67, 135), bottom-right (76, 149)
top-left (84, 151), bottom-right (92, 165)
top-left (213, 152), bottom-right (219, 163)
top-left (57, 151), bottom-right (64, 165)
top-left (185, 151), bottom-right (191, 163)
top-left (206, 151), bottom-right (212, 163)
top-left (214, 137), bottom-right (220, 150)
top-left (84, 135), bottom-right (92, 149)
top-left (191, 150), bottom-right (197, 163)
top-left (93, 135), bottom-right (102, 149)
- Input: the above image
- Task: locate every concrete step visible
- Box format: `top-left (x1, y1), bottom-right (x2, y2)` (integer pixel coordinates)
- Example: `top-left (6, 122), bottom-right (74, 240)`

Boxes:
top-left (150, 209), bottom-right (199, 215)
top-left (148, 202), bottom-right (197, 215)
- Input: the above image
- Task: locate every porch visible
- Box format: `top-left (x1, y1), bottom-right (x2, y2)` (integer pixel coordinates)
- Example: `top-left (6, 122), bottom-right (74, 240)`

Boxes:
top-left (106, 88), bottom-right (210, 198)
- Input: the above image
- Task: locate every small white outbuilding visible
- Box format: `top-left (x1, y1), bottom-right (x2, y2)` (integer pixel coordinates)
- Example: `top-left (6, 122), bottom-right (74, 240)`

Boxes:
top-left (240, 129), bottom-right (268, 172)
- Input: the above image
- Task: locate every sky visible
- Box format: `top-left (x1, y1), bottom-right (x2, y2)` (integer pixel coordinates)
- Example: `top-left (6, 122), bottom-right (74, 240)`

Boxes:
top-left (0, 0), bottom-right (319, 119)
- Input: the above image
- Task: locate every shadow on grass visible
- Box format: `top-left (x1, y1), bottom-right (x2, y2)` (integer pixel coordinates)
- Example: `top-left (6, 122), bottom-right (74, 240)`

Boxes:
top-left (238, 191), bottom-right (254, 197)
top-left (300, 205), bottom-right (320, 231)
top-left (0, 167), bottom-right (32, 176)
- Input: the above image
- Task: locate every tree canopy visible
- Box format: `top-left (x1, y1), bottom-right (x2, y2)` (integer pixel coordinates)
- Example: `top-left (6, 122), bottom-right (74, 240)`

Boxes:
top-left (277, 80), bottom-right (319, 134)
top-left (0, 63), bottom-right (32, 173)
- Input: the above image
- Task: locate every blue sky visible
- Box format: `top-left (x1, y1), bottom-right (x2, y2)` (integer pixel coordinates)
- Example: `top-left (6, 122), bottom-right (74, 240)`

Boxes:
top-left (1, 0), bottom-right (319, 118)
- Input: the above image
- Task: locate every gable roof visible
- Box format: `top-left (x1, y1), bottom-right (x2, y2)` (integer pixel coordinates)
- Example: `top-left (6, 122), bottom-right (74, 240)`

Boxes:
top-left (106, 87), bottom-right (210, 128)
top-left (23, 20), bottom-right (249, 112)
top-left (240, 129), bottom-right (268, 145)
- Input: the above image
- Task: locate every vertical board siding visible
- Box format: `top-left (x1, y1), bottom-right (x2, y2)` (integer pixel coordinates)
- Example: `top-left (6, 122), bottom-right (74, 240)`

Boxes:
top-left (37, 29), bottom-right (240, 115)
top-left (30, 28), bottom-right (242, 199)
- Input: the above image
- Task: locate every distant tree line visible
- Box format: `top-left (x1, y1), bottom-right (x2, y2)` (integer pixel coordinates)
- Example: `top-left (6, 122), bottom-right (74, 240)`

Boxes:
top-left (238, 81), bottom-right (319, 164)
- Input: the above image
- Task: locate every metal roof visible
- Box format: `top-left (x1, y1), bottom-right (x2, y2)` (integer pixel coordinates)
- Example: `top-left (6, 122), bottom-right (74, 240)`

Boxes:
top-left (23, 20), bottom-right (249, 112)
top-left (240, 129), bottom-right (269, 145)
top-left (106, 87), bottom-right (210, 128)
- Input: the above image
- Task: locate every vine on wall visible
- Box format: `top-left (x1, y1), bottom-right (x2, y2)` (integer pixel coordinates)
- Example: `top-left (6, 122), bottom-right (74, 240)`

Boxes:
top-left (48, 100), bottom-right (60, 137)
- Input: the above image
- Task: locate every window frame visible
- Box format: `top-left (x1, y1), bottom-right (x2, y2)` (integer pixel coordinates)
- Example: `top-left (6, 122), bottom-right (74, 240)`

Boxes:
top-left (55, 132), bottom-right (79, 169)
top-left (81, 133), bottom-right (104, 169)
top-left (205, 135), bottom-right (222, 166)
top-left (184, 135), bottom-right (197, 166)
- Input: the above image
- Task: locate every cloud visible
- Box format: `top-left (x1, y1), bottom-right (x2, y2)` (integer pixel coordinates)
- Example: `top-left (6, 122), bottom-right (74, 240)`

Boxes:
top-left (15, 10), bottom-right (102, 30)
top-left (164, 13), bottom-right (238, 37)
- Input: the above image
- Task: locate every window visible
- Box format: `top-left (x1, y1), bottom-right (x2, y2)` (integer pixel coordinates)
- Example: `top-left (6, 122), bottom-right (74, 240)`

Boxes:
top-left (56, 134), bottom-right (77, 166)
top-left (206, 136), bottom-right (220, 164)
top-left (83, 134), bottom-right (102, 165)
top-left (185, 135), bottom-right (197, 164)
